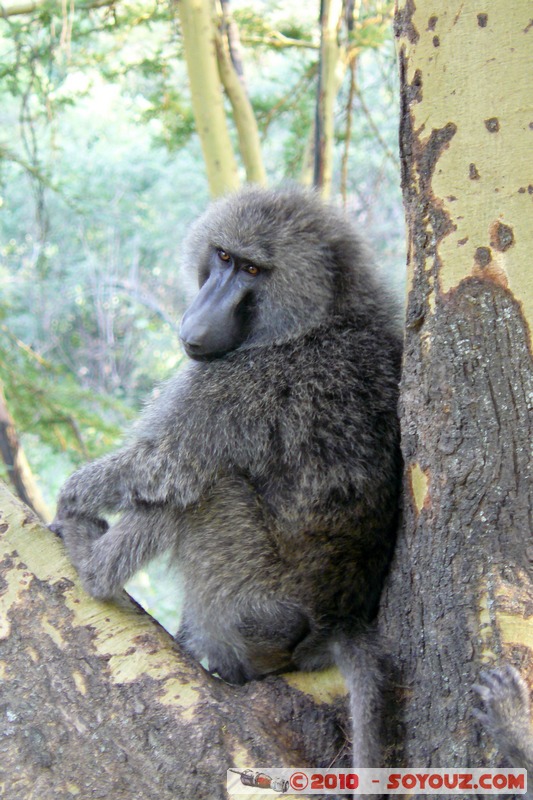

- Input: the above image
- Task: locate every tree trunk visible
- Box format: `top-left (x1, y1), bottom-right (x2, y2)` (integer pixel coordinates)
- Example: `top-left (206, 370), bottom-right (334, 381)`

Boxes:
top-left (0, 385), bottom-right (51, 522)
top-left (380, 0), bottom-right (533, 778)
top-left (313, 0), bottom-right (344, 196)
top-left (177, 0), bottom-right (240, 197)
top-left (0, 482), bottom-right (350, 799)
top-left (215, 2), bottom-right (267, 186)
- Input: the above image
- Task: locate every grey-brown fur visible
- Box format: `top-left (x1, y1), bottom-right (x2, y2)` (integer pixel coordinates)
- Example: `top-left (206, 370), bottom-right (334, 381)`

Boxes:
top-left (474, 665), bottom-right (533, 796)
top-left (52, 185), bottom-right (402, 771)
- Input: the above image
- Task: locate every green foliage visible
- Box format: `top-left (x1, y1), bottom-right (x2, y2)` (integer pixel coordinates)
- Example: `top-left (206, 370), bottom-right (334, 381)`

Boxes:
top-left (232, 7), bottom-right (275, 42)
top-left (0, 321), bottom-right (132, 508)
top-left (234, 8), bottom-right (314, 46)
top-left (141, 84), bottom-right (197, 151)
top-left (0, 323), bottom-right (130, 459)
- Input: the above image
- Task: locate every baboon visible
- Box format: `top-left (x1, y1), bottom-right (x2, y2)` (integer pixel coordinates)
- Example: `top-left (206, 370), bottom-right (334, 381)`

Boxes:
top-left (474, 665), bottom-right (533, 797)
top-left (52, 185), bottom-right (403, 770)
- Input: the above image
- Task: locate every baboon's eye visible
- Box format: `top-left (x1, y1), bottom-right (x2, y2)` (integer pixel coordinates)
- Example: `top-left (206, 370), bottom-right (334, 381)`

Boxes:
top-left (217, 249), bottom-right (231, 263)
top-left (243, 264), bottom-right (260, 276)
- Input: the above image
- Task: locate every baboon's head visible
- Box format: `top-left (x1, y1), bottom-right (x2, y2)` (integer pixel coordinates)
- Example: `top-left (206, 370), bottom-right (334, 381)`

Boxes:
top-left (179, 185), bottom-right (372, 359)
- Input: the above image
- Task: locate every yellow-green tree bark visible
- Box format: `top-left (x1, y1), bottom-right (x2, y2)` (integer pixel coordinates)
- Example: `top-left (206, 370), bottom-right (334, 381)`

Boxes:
top-left (177, 0), bottom-right (240, 197)
top-left (314, 0), bottom-right (344, 197)
top-left (0, 482), bottom-right (350, 799)
top-left (215, 5), bottom-right (267, 186)
top-left (380, 0), bottom-right (533, 775)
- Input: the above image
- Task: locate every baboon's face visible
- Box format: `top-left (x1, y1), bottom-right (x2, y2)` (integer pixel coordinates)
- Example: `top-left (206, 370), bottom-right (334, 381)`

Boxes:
top-left (180, 188), bottom-right (342, 360)
top-left (179, 245), bottom-right (267, 359)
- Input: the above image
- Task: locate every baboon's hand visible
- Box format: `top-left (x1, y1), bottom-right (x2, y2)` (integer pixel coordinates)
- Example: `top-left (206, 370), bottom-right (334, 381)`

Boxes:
top-left (473, 664), bottom-right (532, 764)
top-left (54, 468), bottom-right (102, 518)
top-left (54, 452), bottom-right (127, 519)
top-left (50, 515), bottom-right (109, 592)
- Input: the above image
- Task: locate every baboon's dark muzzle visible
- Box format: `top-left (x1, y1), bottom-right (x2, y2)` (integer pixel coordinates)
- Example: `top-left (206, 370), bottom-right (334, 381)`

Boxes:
top-left (180, 268), bottom-right (249, 359)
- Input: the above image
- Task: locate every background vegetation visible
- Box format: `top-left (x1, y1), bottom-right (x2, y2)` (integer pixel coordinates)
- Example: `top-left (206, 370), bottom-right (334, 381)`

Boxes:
top-left (0, 0), bottom-right (404, 630)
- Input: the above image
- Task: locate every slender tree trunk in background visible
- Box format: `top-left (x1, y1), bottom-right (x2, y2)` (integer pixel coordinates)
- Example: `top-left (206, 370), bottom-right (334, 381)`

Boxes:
top-left (219, 0), bottom-right (245, 81)
top-left (340, 57), bottom-right (357, 205)
top-left (313, 0), bottom-right (344, 197)
top-left (214, 14), bottom-right (267, 186)
top-left (177, 0), bottom-right (240, 196)
top-left (380, 0), bottom-right (533, 778)
top-left (0, 385), bottom-right (51, 522)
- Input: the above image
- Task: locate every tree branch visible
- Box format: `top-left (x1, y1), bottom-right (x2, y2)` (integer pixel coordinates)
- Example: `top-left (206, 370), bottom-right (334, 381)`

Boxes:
top-left (0, 482), bottom-right (350, 797)
top-left (214, 12), bottom-right (267, 185)
top-left (1, 0), bottom-right (115, 17)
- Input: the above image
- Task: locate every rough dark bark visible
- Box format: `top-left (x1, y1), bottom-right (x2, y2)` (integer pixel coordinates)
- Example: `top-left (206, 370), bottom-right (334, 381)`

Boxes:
top-left (381, 278), bottom-right (533, 769)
